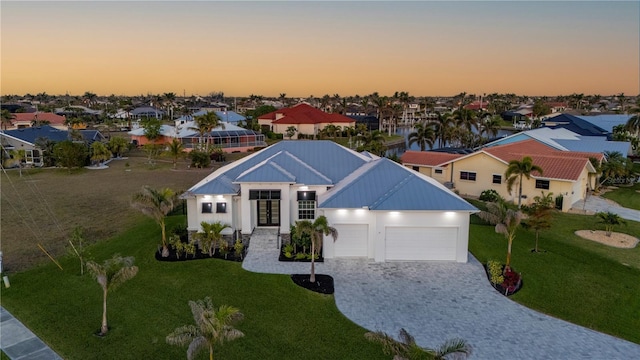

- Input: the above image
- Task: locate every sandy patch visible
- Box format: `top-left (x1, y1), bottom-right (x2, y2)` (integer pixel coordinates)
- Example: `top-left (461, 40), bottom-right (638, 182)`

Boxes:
top-left (575, 230), bottom-right (639, 249)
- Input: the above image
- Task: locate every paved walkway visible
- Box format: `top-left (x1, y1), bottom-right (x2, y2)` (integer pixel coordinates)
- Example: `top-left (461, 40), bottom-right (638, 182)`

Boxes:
top-left (0, 307), bottom-right (62, 360)
top-left (243, 229), bottom-right (640, 359)
top-left (572, 193), bottom-right (640, 222)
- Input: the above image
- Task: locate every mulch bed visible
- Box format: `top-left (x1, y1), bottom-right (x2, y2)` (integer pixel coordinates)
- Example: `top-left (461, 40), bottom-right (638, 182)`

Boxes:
top-left (155, 247), bottom-right (247, 262)
top-left (483, 265), bottom-right (523, 297)
top-left (291, 274), bottom-right (334, 294)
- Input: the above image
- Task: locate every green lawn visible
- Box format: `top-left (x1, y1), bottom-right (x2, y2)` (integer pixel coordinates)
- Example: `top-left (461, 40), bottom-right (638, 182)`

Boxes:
top-left (469, 211), bottom-right (640, 344)
top-left (0, 216), bottom-right (386, 360)
top-left (601, 182), bottom-right (640, 210)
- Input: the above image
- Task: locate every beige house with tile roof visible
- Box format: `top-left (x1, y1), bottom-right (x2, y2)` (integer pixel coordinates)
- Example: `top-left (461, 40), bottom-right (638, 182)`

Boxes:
top-left (401, 140), bottom-right (603, 211)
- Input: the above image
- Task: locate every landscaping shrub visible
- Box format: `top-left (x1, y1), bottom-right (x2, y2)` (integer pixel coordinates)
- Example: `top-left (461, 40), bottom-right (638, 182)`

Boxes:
top-left (487, 260), bottom-right (504, 285)
top-left (188, 150), bottom-right (211, 168)
top-left (479, 189), bottom-right (502, 202)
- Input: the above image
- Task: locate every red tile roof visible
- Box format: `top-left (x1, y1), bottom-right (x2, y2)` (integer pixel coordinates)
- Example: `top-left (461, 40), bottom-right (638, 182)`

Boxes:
top-left (13, 112), bottom-right (66, 125)
top-left (259, 103), bottom-right (355, 125)
top-left (483, 139), bottom-right (598, 181)
top-left (401, 151), bottom-right (463, 166)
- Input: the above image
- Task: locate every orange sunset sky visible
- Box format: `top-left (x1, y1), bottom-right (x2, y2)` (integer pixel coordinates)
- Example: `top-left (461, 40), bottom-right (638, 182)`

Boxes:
top-left (1, 1), bottom-right (639, 97)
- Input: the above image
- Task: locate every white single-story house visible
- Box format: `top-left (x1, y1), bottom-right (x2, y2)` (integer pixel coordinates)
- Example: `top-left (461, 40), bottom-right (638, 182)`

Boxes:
top-left (182, 141), bottom-right (478, 263)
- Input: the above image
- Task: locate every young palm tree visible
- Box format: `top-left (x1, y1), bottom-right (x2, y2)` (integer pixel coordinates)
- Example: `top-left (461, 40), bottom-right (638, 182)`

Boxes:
top-left (166, 297), bottom-right (244, 360)
top-left (90, 142), bottom-right (111, 165)
top-left (167, 138), bottom-right (184, 169)
top-left (365, 328), bottom-right (472, 360)
top-left (195, 221), bottom-right (231, 256)
top-left (1, 109), bottom-right (16, 130)
top-left (525, 191), bottom-right (554, 252)
top-left (86, 254), bottom-right (138, 336)
top-left (596, 212), bottom-right (626, 237)
top-left (505, 156), bottom-right (543, 208)
top-left (478, 201), bottom-right (523, 269)
top-left (108, 137), bottom-right (129, 158)
top-left (407, 122), bottom-right (436, 151)
top-left (294, 216), bottom-right (338, 283)
top-left (191, 111), bottom-right (223, 150)
top-left (131, 186), bottom-right (177, 257)
top-left (8, 149), bottom-right (26, 176)
top-left (357, 130), bottom-right (386, 156)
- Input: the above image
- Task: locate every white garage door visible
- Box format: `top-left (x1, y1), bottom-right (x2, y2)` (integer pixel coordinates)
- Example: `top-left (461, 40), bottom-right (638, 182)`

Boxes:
top-left (385, 227), bottom-right (458, 261)
top-left (333, 224), bottom-right (368, 257)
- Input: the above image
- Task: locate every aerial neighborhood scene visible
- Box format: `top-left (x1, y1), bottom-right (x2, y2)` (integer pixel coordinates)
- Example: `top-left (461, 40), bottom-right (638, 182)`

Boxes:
top-left (1, 1), bottom-right (640, 359)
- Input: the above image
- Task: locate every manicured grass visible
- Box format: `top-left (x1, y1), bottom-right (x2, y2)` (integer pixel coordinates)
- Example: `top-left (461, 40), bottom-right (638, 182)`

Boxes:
top-left (1, 350), bottom-right (9, 360)
top-left (469, 211), bottom-right (640, 344)
top-left (601, 182), bottom-right (640, 210)
top-left (0, 216), bottom-right (386, 360)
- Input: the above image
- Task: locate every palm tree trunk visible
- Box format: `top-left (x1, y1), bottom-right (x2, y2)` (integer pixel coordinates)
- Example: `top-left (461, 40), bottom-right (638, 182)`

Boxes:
top-left (518, 175), bottom-right (523, 207)
top-left (310, 240), bottom-right (316, 283)
top-left (210, 344), bottom-right (214, 360)
top-left (101, 288), bottom-right (108, 335)
top-left (535, 231), bottom-right (539, 252)
top-left (506, 237), bottom-right (513, 270)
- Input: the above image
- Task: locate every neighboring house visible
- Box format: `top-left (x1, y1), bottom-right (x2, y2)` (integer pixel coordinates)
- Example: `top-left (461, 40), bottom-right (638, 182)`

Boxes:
top-left (182, 141), bottom-right (477, 263)
top-left (346, 115), bottom-right (380, 131)
top-left (258, 103), bottom-right (355, 139)
top-left (0, 125), bottom-right (105, 167)
top-left (130, 107), bottom-right (164, 119)
top-left (542, 113), bottom-right (609, 137)
top-left (577, 114), bottom-right (633, 133)
top-left (402, 139), bottom-right (602, 212)
top-left (483, 127), bottom-right (631, 157)
top-left (129, 122), bottom-right (266, 153)
top-left (176, 110), bottom-right (246, 126)
top-left (7, 112), bottom-right (67, 130)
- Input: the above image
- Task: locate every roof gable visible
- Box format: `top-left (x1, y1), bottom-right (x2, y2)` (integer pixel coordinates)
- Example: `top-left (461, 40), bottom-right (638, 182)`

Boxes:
top-left (260, 104), bottom-right (355, 125)
top-left (401, 151), bottom-right (463, 167)
top-left (2, 125), bottom-right (69, 144)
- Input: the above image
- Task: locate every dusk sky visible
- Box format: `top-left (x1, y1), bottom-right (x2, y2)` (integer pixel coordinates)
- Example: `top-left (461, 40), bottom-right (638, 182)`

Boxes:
top-left (1, 1), bottom-right (639, 97)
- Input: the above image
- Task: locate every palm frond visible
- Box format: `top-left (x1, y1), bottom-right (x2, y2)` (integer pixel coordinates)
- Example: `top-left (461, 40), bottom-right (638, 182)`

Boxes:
top-left (166, 325), bottom-right (200, 346)
top-left (365, 331), bottom-right (407, 357)
top-left (434, 338), bottom-right (472, 359)
top-left (186, 336), bottom-right (208, 360)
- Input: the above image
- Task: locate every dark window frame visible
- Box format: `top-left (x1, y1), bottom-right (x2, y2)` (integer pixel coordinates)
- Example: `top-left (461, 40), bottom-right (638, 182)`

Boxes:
top-left (298, 200), bottom-right (316, 220)
top-left (535, 179), bottom-right (550, 190)
top-left (492, 174), bottom-right (502, 184)
top-left (201, 202), bottom-right (213, 213)
top-left (460, 171), bottom-right (477, 181)
top-left (216, 202), bottom-right (227, 213)
top-left (434, 168), bottom-right (443, 174)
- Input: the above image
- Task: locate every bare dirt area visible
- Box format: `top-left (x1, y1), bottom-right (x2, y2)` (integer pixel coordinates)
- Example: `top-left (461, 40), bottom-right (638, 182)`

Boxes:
top-left (574, 230), bottom-right (639, 249)
top-left (0, 151), bottom-right (242, 272)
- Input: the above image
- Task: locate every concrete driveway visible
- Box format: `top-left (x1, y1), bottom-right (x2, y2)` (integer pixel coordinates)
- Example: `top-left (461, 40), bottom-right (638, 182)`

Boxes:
top-left (572, 194), bottom-right (640, 222)
top-left (243, 229), bottom-right (640, 359)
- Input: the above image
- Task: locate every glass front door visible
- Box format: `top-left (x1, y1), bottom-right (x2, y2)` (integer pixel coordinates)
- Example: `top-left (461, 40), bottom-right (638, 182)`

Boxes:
top-left (257, 200), bottom-right (280, 227)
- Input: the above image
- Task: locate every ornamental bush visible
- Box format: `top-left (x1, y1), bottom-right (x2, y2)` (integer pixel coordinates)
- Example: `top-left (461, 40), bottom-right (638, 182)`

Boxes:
top-left (487, 260), bottom-right (505, 285)
top-left (479, 189), bottom-right (502, 202)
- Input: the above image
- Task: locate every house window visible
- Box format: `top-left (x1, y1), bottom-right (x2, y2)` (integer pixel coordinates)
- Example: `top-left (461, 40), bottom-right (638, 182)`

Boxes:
top-left (249, 190), bottom-right (281, 200)
top-left (298, 200), bottom-right (316, 220)
top-left (492, 174), bottom-right (502, 184)
top-left (460, 171), bottom-right (476, 181)
top-left (201, 202), bottom-right (213, 213)
top-left (297, 191), bottom-right (316, 201)
top-left (216, 202), bottom-right (227, 213)
top-left (435, 168), bottom-right (443, 174)
top-left (412, 166), bottom-right (419, 171)
top-left (535, 179), bottom-right (550, 190)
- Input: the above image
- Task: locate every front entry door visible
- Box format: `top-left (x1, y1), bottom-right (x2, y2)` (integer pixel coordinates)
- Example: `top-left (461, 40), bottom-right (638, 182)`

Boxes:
top-left (257, 200), bottom-right (280, 227)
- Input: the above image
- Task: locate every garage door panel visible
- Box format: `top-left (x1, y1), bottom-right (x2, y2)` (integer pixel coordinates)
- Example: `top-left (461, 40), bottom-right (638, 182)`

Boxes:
top-left (385, 227), bottom-right (457, 261)
top-left (334, 224), bottom-right (368, 257)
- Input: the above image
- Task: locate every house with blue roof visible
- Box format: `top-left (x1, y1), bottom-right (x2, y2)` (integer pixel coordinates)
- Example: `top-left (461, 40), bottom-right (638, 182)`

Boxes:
top-left (1, 125), bottom-right (106, 167)
top-left (183, 141), bottom-right (478, 263)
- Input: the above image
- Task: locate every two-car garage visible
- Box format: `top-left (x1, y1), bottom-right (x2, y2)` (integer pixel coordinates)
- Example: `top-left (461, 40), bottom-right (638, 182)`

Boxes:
top-left (323, 211), bottom-right (470, 263)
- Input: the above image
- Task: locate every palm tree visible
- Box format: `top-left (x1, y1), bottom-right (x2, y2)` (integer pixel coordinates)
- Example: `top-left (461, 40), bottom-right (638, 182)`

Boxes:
top-left (90, 142), bottom-right (111, 166)
top-left (478, 201), bottom-right (523, 269)
top-left (107, 136), bottom-right (129, 158)
top-left (293, 216), bottom-right (338, 283)
top-left (86, 254), bottom-right (138, 336)
top-left (356, 130), bottom-right (387, 156)
top-left (166, 297), bottom-right (244, 360)
top-left (167, 138), bottom-right (184, 169)
top-left (195, 221), bottom-right (230, 257)
top-left (524, 191), bottom-right (554, 252)
top-left (191, 111), bottom-right (223, 150)
top-left (479, 115), bottom-right (503, 139)
top-left (365, 328), bottom-right (472, 360)
top-left (1, 109), bottom-right (15, 130)
top-left (505, 156), bottom-right (543, 208)
top-left (407, 122), bottom-right (436, 151)
top-left (131, 186), bottom-right (177, 257)
top-left (9, 149), bottom-right (26, 177)
top-left (625, 114), bottom-right (639, 136)
top-left (596, 212), bottom-right (626, 237)
top-left (433, 112), bottom-right (455, 148)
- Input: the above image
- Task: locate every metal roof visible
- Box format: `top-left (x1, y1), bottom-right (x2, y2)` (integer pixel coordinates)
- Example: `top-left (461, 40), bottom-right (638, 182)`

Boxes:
top-left (2, 126), bottom-right (69, 144)
top-left (577, 114), bottom-right (633, 133)
top-left (555, 138), bottom-right (631, 157)
top-left (319, 158), bottom-right (477, 211)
